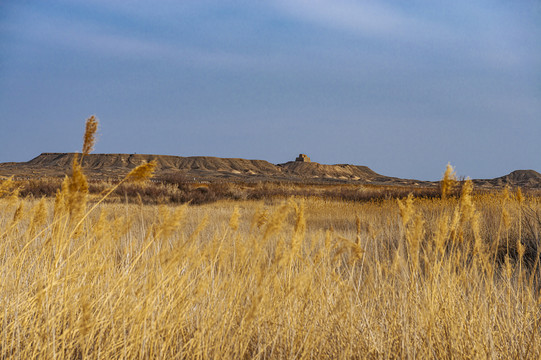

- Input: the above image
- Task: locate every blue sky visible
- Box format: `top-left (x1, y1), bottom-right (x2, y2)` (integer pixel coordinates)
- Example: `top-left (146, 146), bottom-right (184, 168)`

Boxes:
top-left (1, 0), bottom-right (540, 180)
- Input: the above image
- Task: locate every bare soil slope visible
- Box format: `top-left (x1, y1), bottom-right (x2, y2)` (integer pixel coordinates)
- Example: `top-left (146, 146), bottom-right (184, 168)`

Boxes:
top-left (2, 153), bottom-right (287, 181)
top-left (492, 170), bottom-right (541, 188)
top-left (2, 153), bottom-right (540, 188)
top-left (0, 153), bottom-right (393, 183)
top-left (25, 153), bottom-right (278, 172)
top-left (278, 161), bottom-right (378, 180)
top-left (277, 161), bottom-right (430, 185)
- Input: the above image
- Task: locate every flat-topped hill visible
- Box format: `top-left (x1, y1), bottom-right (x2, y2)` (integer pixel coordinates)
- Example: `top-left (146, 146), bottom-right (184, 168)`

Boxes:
top-left (25, 152), bottom-right (280, 175)
top-left (1, 153), bottom-right (540, 188)
top-left (0, 152), bottom-right (398, 184)
top-left (2, 153), bottom-right (286, 181)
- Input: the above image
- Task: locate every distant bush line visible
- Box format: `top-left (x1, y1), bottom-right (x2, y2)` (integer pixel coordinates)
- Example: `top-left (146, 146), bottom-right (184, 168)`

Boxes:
top-left (7, 174), bottom-right (527, 205)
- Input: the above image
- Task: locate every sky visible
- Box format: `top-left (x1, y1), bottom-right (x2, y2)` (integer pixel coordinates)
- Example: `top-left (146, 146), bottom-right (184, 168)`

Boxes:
top-left (1, 0), bottom-right (540, 181)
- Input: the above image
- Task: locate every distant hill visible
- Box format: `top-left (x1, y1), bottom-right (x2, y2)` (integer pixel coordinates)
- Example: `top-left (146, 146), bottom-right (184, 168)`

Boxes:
top-left (1, 153), bottom-right (540, 188)
top-left (1, 153), bottom-right (285, 181)
top-left (278, 161), bottom-right (378, 181)
top-left (469, 170), bottom-right (541, 189)
top-left (0, 152), bottom-right (408, 184)
top-left (23, 153), bottom-right (281, 177)
top-left (491, 170), bottom-right (541, 188)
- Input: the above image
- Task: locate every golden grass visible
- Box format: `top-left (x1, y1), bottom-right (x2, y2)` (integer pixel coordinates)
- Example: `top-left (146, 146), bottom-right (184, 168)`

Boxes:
top-left (2, 178), bottom-right (541, 358)
top-left (1, 119), bottom-right (540, 358)
top-left (82, 115), bottom-right (98, 157)
top-left (440, 163), bottom-right (457, 200)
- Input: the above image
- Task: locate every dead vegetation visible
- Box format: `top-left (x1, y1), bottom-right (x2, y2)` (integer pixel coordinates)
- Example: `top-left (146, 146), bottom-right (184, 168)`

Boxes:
top-left (1, 117), bottom-right (541, 359)
top-left (13, 176), bottom-right (442, 205)
top-left (2, 172), bottom-right (541, 359)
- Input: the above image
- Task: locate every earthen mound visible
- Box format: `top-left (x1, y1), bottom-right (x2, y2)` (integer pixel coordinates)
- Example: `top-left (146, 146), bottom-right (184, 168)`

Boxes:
top-left (3, 153), bottom-right (539, 188)
top-left (279, 161), bottom-right (380, 181)
top-left (493, 170), bottom-right (541, 188)
top-left (13, 153), bottom-right (285, 180)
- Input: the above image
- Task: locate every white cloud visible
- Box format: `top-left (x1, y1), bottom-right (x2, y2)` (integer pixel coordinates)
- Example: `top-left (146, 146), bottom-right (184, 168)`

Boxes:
top-left (271, 0), bottom-right (539, 70)
top-left (5, 7), bottom-right (262, 70)
top-left (6, 0), bottom-right (537, 72)
top-left (271, 0), bottom-right (428, 39)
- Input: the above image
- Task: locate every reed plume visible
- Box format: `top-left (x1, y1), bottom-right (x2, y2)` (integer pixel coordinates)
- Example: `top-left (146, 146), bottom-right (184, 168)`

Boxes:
top-left (0, 176), bottom-right (16, 198)
top-left (397, 193), bottom-right (414, 228)
top-left (126, 161), bottom-right (157, 182)
top-left (82, 115), bottom-right (98, 157)
top-left (441, 163), bottom-right (457, 200)
top-left (440, 163), bottom-right (457, 200)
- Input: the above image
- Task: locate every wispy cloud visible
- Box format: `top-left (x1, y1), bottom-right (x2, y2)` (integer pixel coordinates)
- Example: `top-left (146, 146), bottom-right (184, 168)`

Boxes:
top-left (271, 0), bottom-right (540, 70)
top-left (271, 0), bottom-right (430, 39)
top-left (4, 6), bottom-right (263, 70)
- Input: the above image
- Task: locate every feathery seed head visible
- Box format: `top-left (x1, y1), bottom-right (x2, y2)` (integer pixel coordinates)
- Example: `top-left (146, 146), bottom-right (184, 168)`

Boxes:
top-left (82, 115), bottom-right (98, 156)
top-left (29, 197), bottom-right (48, 234)
top-left (12, 202), bottom-right (24, 224)
top-left (441, 163), bottom-right (457, 200)
top-left (263, 203), bottom-right (290, 240)
top-left (126, 160), bottom-right (157, 182)
top-left (516, 187), bottom-right (524, 204)
top-left (502, 185), bottom-right (510, 202)
top-left (0, 177), bottom-right (17, 198)
top-left (54, 176), bottom-right (70, 216)
top-left (250, 203), bottom-right (269, 232)
top-left (459, 178), bottom-right (475, 222)
top-left (398, 193), bottom-right (414, 228)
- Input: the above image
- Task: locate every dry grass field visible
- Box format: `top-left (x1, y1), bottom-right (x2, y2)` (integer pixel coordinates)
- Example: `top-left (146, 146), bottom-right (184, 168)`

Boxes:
top-left (2, 167), bottom-right (541, 359)
top-left (1, 120), bottom-right (541, 359)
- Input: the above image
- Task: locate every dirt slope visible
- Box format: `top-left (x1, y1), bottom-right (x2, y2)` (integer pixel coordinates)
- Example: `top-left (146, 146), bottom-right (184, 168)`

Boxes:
top-left (1, 153), bottom-right (287, 180)
top-left (25, 153), bottom-right (279, 172)
top-left (0, 153), bottom-right (391, 183)
top-left (278, 161), bottom-right (378, 181)
top-left (492, 170), bottom-right (541, 188)
top-left (2, 153), bottom-right (540, 188)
